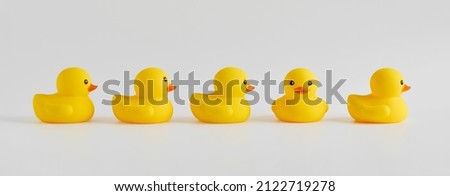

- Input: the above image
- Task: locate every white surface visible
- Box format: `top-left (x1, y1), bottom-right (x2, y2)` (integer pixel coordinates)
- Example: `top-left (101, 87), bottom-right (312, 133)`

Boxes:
top-left (1, 0), bottom-right (449, 175)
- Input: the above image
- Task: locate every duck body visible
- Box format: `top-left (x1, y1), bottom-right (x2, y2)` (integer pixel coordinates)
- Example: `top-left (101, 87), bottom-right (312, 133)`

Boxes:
top-left (112, 95), bottom-right (173, 124)
top-left (272, 68), bottom-right (328, 122)
top-left (189, 67), bottom-right (254, 123)
top-left (33, 67), bottom-right (97, 123)
top-left (190, 93), bottom-right (250, 123)
top-left (33, 94), bottom-right (94, 123)
top-left (111, 67), bottom-right (176, 124)
top-left (346, 67), bottom-right (410, 123)
top-left (272, 95), bottom-right (328, 122)
top-left (347, 94), bottom-right (407, 123)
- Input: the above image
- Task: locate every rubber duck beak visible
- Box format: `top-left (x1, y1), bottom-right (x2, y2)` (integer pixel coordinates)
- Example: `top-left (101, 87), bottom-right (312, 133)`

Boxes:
top-left (88, 84), bottom-right (98, 92)
top-left (402, 84), bottom-right (411, 93)
top-left (294, 86), bottom-right (308, 94)
top-left (167, 84), bottom-right (176, 92)
top-left (246, 85), bottom-right (255, 92)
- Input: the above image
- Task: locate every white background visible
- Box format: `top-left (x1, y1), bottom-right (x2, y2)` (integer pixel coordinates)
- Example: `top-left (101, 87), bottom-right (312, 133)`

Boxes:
top-left (0, 0), bottom-right (449, 175)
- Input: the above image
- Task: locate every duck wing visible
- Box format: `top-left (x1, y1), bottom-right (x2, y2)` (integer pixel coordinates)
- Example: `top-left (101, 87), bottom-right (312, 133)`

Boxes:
top-left (44, 103), bottom-right (74, 116)
top-left (124, 105), bottom-right (154, 116)
top-left (358, 104), bottom-right (390, 118)
top-left (190, 93), bottom-right (234, 118)
top-left (202, 104), bottom-right (234, 117)
top-left (348, 95), bottom-right (390, 119)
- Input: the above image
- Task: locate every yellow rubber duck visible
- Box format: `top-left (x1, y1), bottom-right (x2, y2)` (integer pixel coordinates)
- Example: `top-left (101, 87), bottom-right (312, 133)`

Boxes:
top-left (190, 67), bottom-right (255, 123)
top-left (112, 67), bottom-right (176, 123)
top-left (272, 68), bottom-right (328, 122)
top-left (347, 68), bottom-right (411, 123)
top-left (33, 67), bottom-right (97, 123)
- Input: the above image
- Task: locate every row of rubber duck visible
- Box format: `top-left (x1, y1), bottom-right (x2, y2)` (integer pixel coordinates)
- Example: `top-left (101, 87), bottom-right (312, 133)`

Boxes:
top-left (33, 67), bottom-right (410, 124)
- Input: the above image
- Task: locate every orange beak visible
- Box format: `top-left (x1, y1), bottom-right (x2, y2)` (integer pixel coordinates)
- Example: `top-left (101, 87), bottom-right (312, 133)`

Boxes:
top-left (167, 84), bottom-right (176, 92)
top-left (88, 84), bottom-right (97, 92)
top-left (246, 85), bottom-right (255, 92)
top-left (294, 86), bottom-right (308, 94)
top-left (402, 84), bottom-right (411, 93)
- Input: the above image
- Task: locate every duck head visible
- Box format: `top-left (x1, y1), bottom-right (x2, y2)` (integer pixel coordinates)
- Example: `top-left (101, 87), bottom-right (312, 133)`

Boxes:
top-left (370, 68), bottom-right (410, 97)
top-left (134, 67), bottom-right (175, 99)
top-left (213, 67), bottom-right (254, 98)
top-left (284, 68), bottom-right (318, 98)
top-left (56, 67), bottom-right (97, 96)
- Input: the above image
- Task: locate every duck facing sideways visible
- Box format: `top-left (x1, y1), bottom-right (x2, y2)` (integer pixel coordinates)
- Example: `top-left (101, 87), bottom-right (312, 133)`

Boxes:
top-left (190, 67), bottom-right (255, 123)
top-left (272, 68), bottom-right (328, 122)
top-left (33, 67), bottom-right (97, 123)
top-left (347, 68), bottom-right (411, 123)
top-left (112, 67), bottom-right (176, 124)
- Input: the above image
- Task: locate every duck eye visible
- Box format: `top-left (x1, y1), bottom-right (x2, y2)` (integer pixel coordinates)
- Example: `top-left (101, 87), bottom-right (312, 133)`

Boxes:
top-left (163, 77), bottom-right (168, 82)
top-left (308, 81), bottom-right (313, 86)
top-left (289, 80), bottom-right (295, 86)
top-left (84, 79), bottom-right (89, 85)
top-left (243, 80), bottom-right (248, 85)
top-left (400, 80), bottom-right (404, 85)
